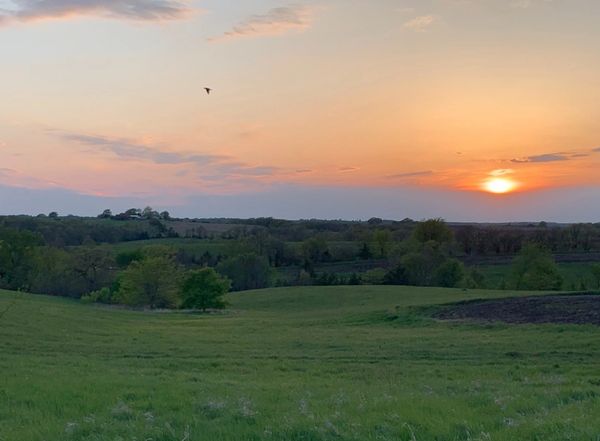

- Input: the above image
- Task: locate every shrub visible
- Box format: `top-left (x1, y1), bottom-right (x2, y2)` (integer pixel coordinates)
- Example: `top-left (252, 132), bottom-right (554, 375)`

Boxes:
top-left (362, 268), bottom-right (387, 285)
top-left (81, 287), bottom-right (113, 304)
top-left (180, 268), bottom-right (230, 311)
top-left (435, 259), bottom-right (465, 288)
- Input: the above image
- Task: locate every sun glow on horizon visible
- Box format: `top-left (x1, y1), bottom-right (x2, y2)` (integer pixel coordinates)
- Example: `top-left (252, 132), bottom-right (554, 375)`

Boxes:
top-left (483, 177), bottom-right (518, 194)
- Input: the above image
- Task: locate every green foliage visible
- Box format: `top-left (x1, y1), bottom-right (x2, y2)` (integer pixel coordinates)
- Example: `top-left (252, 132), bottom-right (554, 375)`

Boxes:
top-left (358, 242), bottom-right (373, 260)
top-left (400, 242), bottom-right (446, 286)
top-left (115, 257), bottom-right (181, 308)
top-left (372, 229), bottom-right (392, 258)
top-left (296, 270), bottom-right (313, 286)
top-left (28, 247), bottom-right (85, 298)
top-left (217, 253), bottom-right (272, 291)
top-left (460, 268), bottom-right (486, 289)
top-left (71, 247), bottom-right (114, 292)
top-left (301, 237), bottom-right (331, 263)
top-left (361, 268), bottom-right (387, 285)
top-left (180, 268), bottom-right (231, 311)
top-left (0, 227), bottom-right (43, 290)
top-left (81, 287), bottom-right (113, 304)
top-left (412, 218), bottom-right (453, 244)
top-left (115, 249), bottom-right (144, 267)
top-left (510, 244), bottom-right (563, 291)
top-left (591, 263), bottom-right (600, 289)
top-left (434, 258), bottom-right (466, 288)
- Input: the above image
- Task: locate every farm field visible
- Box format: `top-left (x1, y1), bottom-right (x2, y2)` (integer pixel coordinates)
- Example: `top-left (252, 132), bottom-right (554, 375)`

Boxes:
top-left (1, 286), bottom-right (600, 441)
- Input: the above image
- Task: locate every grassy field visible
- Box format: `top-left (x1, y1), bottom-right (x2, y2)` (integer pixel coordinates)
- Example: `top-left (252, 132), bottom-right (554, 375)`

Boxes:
top-left (1, 286), bottom-right (600, 440)
top-left (477, 262), bottom-right (599, 290)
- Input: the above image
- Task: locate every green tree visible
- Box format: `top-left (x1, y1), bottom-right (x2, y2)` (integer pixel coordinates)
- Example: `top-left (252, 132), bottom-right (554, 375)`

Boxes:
top-left (217, 253), bottom-right (271, 291)
top-left (28, 247), bottom-right (85, 298)
top-left (590, 263), bottom-right (600, 289)
top-left (358, 243), bottom-right (373, 260)
top-left (400, 242), bottom-right (446, 286)
top-left (372, 229), bottom-right (392, 258)
top-left (301, 237), bottom-right (330, 263)
top-left (116, 257), bottom-right (181, 308)
top-left (413, 219), bottom-right (453, 244)
top-left (435, 258), bottom-right (466, 288)
top-left (180, 268), bottom-right (230, 311)
top-left (510, 244), bottom-right (563, 291)
top-left (71, 247), bottom-right (114, 292)
top-left (0, 227), bottom-right (43, 290)
top-left (98, 209), bottom-right (113, 219)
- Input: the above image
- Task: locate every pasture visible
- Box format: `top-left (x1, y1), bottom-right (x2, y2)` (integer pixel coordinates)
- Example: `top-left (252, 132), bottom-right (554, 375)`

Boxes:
top-left (1, 286), bottom-right (599, 440)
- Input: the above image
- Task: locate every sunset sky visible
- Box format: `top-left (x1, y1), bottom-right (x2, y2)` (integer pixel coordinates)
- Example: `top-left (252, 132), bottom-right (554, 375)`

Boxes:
top-left (1, 0), bottom-right (600, 221)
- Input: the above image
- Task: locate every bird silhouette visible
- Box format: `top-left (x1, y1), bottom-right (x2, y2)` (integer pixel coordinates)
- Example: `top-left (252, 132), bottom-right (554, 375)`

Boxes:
top-left (204, 87), bottom-right (212, 95)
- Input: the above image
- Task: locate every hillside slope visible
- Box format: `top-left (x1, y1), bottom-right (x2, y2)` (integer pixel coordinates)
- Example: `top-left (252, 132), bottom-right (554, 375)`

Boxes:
top-left (1, 287), bottom-right (599, 440)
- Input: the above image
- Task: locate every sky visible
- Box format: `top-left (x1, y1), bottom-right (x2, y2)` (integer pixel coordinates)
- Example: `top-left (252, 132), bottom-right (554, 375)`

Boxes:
top-left (1, 0), bottom-right (600, 221)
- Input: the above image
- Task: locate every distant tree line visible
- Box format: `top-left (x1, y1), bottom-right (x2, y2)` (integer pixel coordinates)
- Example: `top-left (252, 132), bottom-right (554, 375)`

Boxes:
top-left (0, 212), bottom-right (596, 308)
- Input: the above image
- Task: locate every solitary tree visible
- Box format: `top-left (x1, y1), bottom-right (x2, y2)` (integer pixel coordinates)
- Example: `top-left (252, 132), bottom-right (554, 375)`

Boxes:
top-left (180, 268), bottom-right (230, 311)
top-left (116, 257), bottom-right (181, 308)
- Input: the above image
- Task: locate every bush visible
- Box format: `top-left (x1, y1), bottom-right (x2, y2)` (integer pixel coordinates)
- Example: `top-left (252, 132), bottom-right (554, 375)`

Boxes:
top-left (362, 268), bottom-right (387, 285)
top-left (81, 287), bottom-right (113, 304)
top-left (180, 268), bottom-right (230, 311)
top-left (435, 259), bottom-right (465, 288)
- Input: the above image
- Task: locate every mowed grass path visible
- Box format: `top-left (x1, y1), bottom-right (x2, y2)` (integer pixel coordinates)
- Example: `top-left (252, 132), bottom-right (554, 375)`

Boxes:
top-left (1, 287), bottom-right (599, 440)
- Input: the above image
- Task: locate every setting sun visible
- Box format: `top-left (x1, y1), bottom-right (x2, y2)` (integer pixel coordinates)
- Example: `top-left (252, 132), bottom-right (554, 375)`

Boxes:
top-left (483, 178), bottom-right (517, 194)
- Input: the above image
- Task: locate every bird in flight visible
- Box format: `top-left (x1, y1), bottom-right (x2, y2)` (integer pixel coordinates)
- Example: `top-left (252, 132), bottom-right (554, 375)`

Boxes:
top-left (204, 87), bottom-right (212, 95)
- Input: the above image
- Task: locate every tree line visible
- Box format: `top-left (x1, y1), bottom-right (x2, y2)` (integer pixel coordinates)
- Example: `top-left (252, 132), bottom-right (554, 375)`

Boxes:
top-left (1, 213), bottom-right (597, 309)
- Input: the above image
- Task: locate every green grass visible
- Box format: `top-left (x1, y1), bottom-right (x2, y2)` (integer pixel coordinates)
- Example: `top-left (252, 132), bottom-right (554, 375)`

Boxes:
top-left (477, 262), bottom-right (600, 290)
top-left (1, 286), bottom-right (600, 440)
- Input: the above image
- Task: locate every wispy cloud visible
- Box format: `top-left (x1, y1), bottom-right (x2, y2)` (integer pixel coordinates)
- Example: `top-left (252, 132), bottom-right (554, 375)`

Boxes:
top-left (61, 133), bottom-right (225, 166)
top-left (0, 0), bottom-right (191, 25)
top-left (507, 146), bottom-right (600, 164)
top-left (511, 153), bottom-right (569, 163)
top-left (209, 5), bottom-right (314, 42)
top-left (338, 166), bottom-right (360, 173)
top-left (403, 15), bottom-right (436, 32)
top-left (0, 167), bottom-right (62, 189)
top-left (489, 169), bottom-right (515, 176)
top-left (387, 170), bottom-right (433, 179)
top-left (58, 131), bottom-right (280, 181)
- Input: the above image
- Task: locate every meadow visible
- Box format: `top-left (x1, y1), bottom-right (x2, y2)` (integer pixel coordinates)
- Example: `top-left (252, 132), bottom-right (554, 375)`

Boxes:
top-left (1, 286), bottom-right (600, 440)
top-left (477, 262), bottom-right (599, 291)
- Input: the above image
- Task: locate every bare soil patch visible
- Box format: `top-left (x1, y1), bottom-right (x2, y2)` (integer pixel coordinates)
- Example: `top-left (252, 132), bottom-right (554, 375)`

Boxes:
top-left (435, 294), bottom-right (600, 325)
